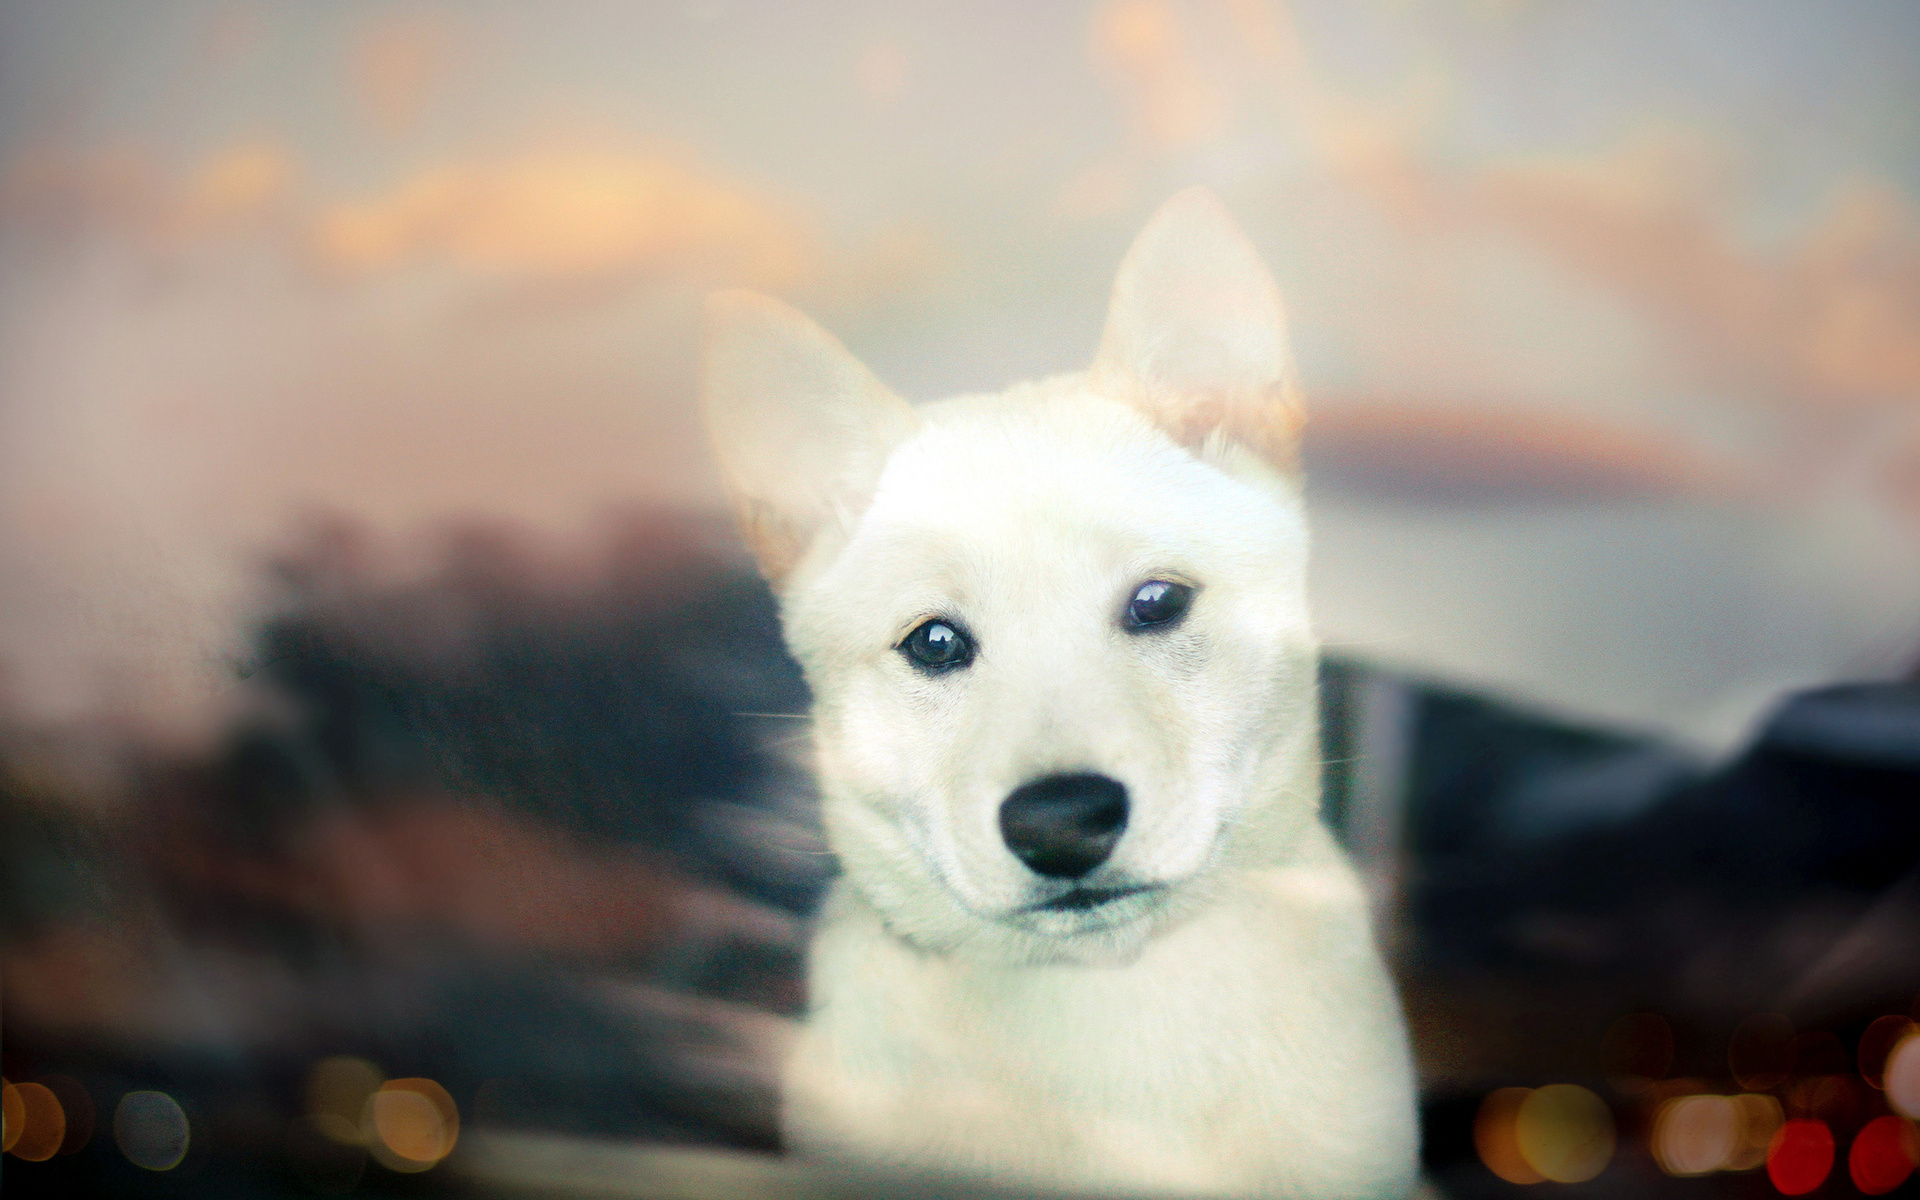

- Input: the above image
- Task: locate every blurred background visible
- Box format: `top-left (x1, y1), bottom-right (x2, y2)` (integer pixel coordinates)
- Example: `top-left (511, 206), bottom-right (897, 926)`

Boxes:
top-left (2, 1), bottom-right (1918, 1196)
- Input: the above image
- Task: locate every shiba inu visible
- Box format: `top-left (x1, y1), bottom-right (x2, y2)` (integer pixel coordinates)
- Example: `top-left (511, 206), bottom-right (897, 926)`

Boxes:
top-left (701, 189), bottom-right (1418, 1197)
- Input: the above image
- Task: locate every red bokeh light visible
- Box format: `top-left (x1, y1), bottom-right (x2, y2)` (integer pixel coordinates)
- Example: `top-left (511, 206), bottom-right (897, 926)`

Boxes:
top-left (1767, 1119), bottom-right (1834, 1195)
top-left (1849, 1115), bottom-right (1920, 1195)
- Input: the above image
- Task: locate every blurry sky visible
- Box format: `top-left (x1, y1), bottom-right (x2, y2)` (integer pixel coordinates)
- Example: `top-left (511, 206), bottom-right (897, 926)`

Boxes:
top-left (1, 0), bottom-right (1918, 752)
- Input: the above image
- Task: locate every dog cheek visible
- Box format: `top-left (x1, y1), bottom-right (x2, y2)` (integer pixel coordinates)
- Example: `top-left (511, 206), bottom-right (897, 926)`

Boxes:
top-left (825, 696), bottom-right (1006, 905)
top-left (1142, 664), bottom-right (1286, 867)
top-left (886, 697), bottom-right (1017, 894)
top-left (820, 680), bottom-right (929, 809)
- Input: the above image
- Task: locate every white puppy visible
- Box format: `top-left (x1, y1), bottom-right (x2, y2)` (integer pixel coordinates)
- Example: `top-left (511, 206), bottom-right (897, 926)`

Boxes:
top-left (701, 189), bottom-right (1418, 1198)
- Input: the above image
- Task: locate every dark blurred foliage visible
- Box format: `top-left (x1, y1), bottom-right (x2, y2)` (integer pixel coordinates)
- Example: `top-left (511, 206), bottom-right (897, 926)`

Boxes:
top-left (1360, 674), bottom-right (1920, 1198)
top-left (3, 509), bottom-right (1918, 1198)
top-left (2, 510), bottom-right (825, 1196)
top-left (1396, 678), bottom-right (1920, 1024)
top-left (227, 513), bottom-right (814, 907)
top-left (1415, 682), bottom-right (1920, 995)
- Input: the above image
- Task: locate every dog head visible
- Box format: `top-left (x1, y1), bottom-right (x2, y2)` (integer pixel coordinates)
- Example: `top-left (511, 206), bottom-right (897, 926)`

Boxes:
top-left (703, 190), bottom-right (1319, 964)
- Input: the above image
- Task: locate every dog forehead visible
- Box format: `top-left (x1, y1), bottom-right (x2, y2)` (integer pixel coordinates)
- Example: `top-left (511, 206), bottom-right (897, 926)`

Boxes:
top-left (867, 384), bottom-right (1256, 544)
top-left (783, 380), bottom-right (1309, 658)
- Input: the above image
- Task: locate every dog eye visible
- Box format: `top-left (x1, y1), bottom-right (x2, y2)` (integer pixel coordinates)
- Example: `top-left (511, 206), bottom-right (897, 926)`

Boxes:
top-left (901, 619), bottom-right (974, 671)
top-left (1125, 581), bottom-right (1193, 630)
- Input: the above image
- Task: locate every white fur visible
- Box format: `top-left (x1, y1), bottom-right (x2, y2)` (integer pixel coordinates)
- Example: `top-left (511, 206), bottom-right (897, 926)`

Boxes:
top-left (702, 190), bottom-right (1418, 1198)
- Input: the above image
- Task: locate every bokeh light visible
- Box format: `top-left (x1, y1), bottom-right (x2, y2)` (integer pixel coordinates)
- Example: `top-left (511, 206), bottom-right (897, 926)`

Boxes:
top-left (7, 1081), bottom-right (66, 1162)
top-left (1600, 1012), bottom-right (1674, 1086)
top-left (1653, 1094), bottom-right (1736, 1176)
top-left (1766, 1118), bottom-right (1834, 1195)
top-left (113, 1090), bottom-right (191, 1171)
top-left (1, 1079), bottom-right (22, 1154)
top-left (1651, 1091), bottom-right (1784, 1177)
top-left (1848, 1115), bottom-right (1920, 1195)
top-left (1887, 1029), bottom-right (1920, 1119)
top-left (1474, 1087), bottom-right (1545, 1185)
top-left (1861, 1016), bottom-right (1918, 1089)
top-left (1515, 1084), bottom-right (1615, 1184)
top-left (363, 1077), bottom-right (458, 1172)
top-left (1730, 1013), bottom-right (1797, 1091)
top-left (305, 1055), bottom-right (385, 1144)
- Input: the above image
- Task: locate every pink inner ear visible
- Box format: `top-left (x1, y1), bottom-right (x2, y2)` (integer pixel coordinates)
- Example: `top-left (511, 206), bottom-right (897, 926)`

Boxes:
top-left (732, 496), bottom-right (807, 586)
top-left (1127, 380), bottom-right (1304, 472)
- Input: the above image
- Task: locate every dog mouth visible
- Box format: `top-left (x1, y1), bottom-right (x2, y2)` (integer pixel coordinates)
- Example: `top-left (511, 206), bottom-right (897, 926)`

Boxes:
top-left (1026, 883), bottom-right (1159, 913)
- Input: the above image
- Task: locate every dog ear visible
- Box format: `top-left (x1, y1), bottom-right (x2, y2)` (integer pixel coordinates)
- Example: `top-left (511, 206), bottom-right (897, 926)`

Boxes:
top-left (702, 290), bottom-right (917, 585)
top-left (1091, 187), bottom-right (1303, 471)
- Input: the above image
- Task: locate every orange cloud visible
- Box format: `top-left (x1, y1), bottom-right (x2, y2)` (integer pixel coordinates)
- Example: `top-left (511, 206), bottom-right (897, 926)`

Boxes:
top-left (1077, 0), bottom-right (1920, 427)
top-left (312, 149), bottom-right (812, 286)
top-left (184, 141), bottom-right (295, 223)
top-left (1090, 0), bottom-right (1229, 150)
top-left (1480, 135), bottom-right (1920, 415)
top-left (1881, 425), bottom-right (1920, 527)
top-left (1792, 183), bottom-right (1920, 405)
top-left (1478, 132), bottom-right (1780, 387)
top-left (1306, 397), bottom-right (1745, 506)
top-left (351, 14), bottom-right (462, 137)
top-left (1, 146), bottom-right (164, 238)
top-left (1176, 2), bottom-right (1920, 422)
top-left (5, 138), bottom-right (811, 293)
top-left (1072, 0), bottom-right (1452, 224)
top-left (1, 139), bottom-right (296, 247)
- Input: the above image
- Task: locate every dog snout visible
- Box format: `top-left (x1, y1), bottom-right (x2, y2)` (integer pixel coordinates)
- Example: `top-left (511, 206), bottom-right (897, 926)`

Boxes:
top-left (998, 773), bottom-right (1129, 879)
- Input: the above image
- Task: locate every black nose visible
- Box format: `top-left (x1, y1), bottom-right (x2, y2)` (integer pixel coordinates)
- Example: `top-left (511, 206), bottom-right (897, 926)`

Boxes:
top-left (999, 773), bottom-right (1129, 879)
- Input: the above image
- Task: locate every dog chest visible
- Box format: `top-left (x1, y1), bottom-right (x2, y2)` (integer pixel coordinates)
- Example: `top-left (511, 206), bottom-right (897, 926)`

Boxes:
top-left (787, 874), bottom-right (1417, 1194)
